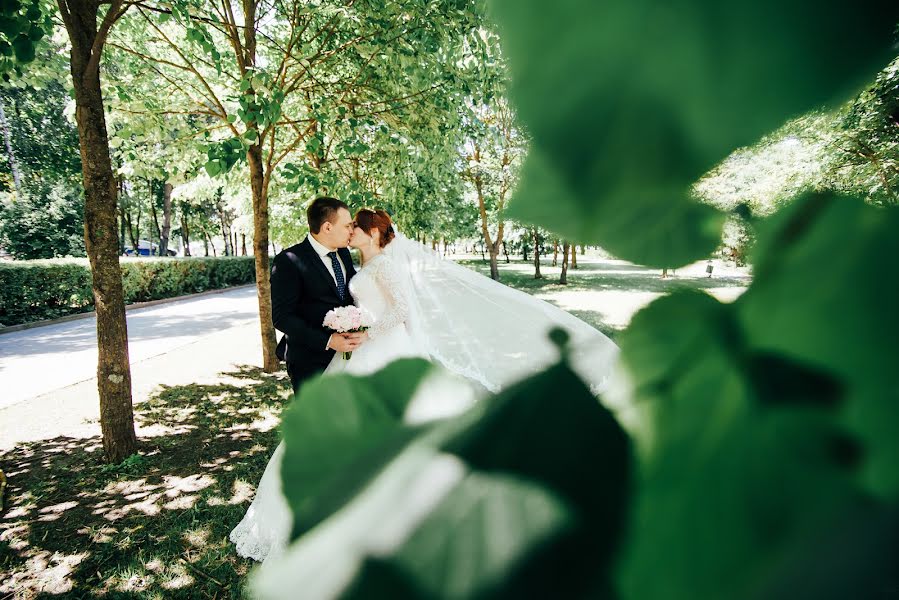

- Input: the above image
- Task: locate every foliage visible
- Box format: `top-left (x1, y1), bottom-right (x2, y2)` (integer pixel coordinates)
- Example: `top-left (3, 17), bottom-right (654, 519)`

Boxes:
top-left (827, 56), bottom-right (899, 205)
top-left (0, 255), bottom-right (254, 325)
top-left (497, 0), bottom-right (898, 268)
top-left (0, 0), bottom-right (50, 73)
top-left (0, 178), bottom-right (84, 258)
top-left (0, 79), bottom-right (81, 184)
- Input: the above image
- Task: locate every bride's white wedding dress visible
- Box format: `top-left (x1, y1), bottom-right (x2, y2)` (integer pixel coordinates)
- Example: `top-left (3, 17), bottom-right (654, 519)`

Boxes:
top-left (230, 252), bottom-right (425, 563)
top-left (230, 233), bottom-right (620, 564)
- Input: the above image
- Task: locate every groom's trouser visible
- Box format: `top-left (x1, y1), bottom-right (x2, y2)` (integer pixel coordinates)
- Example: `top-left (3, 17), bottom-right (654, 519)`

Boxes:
top-left (286, 363), bottom-right (302, 395)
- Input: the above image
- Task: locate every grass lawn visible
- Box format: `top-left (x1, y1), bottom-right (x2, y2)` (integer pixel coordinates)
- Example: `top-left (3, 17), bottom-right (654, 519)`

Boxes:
top-left (0, 367), bottom-right (292, 599)
top-left (457, 254), bottom-right (750, 339)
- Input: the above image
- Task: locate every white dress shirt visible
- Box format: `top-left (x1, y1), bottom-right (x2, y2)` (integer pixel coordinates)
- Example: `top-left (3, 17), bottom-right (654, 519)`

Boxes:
top-left (307, 234), bottom-right (347, 285)
top-left (307, 234), bottom-right (348, 350)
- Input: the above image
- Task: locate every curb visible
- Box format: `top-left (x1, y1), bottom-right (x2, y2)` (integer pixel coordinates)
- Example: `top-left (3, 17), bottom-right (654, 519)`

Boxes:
top-left (0, 284), bottom-right (257, 336)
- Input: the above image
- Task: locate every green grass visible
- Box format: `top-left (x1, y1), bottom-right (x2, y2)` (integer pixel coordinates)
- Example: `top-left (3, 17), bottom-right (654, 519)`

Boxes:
top-left (458, 256), bottom-right (749, 339)
top-left (0, 367), bottom-right (292, 599)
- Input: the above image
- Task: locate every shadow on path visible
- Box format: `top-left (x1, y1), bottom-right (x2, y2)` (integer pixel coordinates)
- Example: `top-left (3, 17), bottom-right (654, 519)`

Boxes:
top-left (0, 366), bottom-right (292, 599)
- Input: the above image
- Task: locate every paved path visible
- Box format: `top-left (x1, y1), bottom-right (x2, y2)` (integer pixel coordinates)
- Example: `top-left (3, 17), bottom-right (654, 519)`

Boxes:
top-left (0, 286), bottom-right (260, 410)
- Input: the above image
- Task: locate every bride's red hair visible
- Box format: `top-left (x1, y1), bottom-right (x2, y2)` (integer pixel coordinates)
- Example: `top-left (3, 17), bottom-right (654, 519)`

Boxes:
top-left (354, 209), bottom-right (395, 248)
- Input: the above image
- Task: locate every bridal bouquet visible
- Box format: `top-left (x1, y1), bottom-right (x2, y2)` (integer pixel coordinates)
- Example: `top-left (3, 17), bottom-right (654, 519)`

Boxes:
top-left (323, 306), bottom-right (371, 360)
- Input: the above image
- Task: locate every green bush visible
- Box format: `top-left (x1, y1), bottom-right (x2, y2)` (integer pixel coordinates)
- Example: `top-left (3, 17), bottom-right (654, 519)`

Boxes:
top-left (0, 256), bottom-right (256, 327)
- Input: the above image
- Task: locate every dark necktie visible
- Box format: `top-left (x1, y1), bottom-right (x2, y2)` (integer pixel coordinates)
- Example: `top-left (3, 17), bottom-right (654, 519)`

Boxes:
top-left (327, 251), bottom-right (347, 300)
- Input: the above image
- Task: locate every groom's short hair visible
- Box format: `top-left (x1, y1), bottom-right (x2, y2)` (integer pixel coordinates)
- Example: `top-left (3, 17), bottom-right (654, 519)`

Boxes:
top-left (307, 196), bottom-right (349, 234)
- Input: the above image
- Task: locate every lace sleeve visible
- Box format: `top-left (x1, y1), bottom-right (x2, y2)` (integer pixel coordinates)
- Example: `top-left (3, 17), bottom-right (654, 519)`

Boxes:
top-left (367, 255), bottom-right (410, 339)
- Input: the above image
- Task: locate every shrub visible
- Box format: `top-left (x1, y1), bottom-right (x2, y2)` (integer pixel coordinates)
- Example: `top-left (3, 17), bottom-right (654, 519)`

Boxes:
top-left (0, 256), bottom-right (256, 327)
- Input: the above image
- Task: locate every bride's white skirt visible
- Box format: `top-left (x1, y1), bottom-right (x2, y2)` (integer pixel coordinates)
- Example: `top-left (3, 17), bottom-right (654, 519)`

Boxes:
top-left (229, 325), bottom-right (425, 563)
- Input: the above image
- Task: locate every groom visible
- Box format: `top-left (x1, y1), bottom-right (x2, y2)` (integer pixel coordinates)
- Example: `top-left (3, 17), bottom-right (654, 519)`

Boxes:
top-left (271, 196), bottom-right (363, 392)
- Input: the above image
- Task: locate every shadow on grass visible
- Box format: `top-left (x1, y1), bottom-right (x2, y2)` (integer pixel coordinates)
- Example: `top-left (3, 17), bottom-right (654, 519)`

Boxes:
top-left (0, 366), bottom-right (292, 599)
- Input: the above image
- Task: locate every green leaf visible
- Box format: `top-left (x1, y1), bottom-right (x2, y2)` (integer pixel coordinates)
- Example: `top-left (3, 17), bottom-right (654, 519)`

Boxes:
top-left (491, 0), bottom-right (899, 265)
top-left (279, 359), bottom-right (447, 538)
top-left (11, 33), bottom-right (33, 63)
top-left (509, 149), bottom-right (726, 267)
top-left (615, 288), bottom-right (865, 600)
top-left (738, 193), bottom-right (899, 497)
top-left (203, 159), bottom-right (221, 177)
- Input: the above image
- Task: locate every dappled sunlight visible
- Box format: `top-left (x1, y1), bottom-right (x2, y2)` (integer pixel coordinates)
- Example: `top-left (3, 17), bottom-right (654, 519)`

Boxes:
top-left (18, 550), bottom-right (88, 595)
top-left (0, 364), bottom-right (290, 597)
top-left (205, 479), bottom-right (256, 507)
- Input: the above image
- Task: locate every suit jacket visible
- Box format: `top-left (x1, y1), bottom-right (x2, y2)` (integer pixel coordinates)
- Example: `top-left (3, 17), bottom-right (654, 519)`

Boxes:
top-left (270, 238), bottom-right (357, 386)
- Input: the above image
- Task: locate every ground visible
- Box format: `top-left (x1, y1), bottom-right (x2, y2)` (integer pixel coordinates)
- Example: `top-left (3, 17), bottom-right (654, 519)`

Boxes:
top-left (0, 254), bottom-right (750, 598)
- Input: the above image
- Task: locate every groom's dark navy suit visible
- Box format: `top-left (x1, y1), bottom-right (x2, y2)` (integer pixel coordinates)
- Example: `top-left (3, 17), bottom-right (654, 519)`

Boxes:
top-left (271, 237), bottom-right (357, 392)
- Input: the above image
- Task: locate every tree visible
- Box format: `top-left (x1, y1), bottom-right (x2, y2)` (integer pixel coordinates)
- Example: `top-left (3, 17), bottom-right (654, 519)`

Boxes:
top-left (106, 0), bottom-right (483, 372)
top-left (558, 240), bottom-right (570, 284)
top-left (56, 0), bottom-right (136, 462)
top-left (828, 56), bottom-right (899, 205)
top-left (532, 227), bottom-right (543, 279)
top-left (459, 54), bottom-right (525, 281)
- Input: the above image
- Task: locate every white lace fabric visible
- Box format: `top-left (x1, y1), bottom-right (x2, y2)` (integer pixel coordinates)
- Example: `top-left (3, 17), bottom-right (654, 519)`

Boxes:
top-left (356, 254), bottom-right (410, 340)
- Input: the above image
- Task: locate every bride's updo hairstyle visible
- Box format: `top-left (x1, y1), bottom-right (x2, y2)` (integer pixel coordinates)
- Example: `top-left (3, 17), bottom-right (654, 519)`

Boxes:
top-left (354, 208), bottom-right (395, 248)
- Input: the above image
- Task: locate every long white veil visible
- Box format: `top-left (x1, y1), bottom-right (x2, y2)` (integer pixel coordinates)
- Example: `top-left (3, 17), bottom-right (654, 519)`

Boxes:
top-left (381, 232), bottom-right (619, 395)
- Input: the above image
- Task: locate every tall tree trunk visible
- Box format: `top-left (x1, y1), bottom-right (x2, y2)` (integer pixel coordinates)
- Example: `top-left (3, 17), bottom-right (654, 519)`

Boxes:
top-left (123, 207), bottom-right (138, 255)
top-left (580, 244), bottom-right (586, 256)
top-left (552, 239), bottom-right (559, 267)
top-left (118, 207), bottom-right (125, 254)
top-left (159, 182), bottom-right (172, 256)
top-left (219, 217), bottom-right (230, 256)
top-left (58, 0), bottom-right (136, 462)
top-left (215, 190), bottom-right (232, 256)
top-left (240, 0), bottom-right (278, 373)
top-left (180, 210), bottom-right (191, 256)
top-left (474, 172), bottom-right (500, 281)
top-left (247, 145), bottom-right (278, 372)
top-left (203, 232), bottom-right (209, 256)
top-left (559, 242), bottom-right (570, 284)
top-left (0, 96), bottom-right (21, 193)
top-left (533, 228), bottom-right (543, 279)
top-left (149, 181), bottom-right (162, 256)
top-left (241, 233), bottom-right (247, 256)
top-left (571, 245), bottom-right (578, 269)
top-left (205, 229), bottom-right (216, 256)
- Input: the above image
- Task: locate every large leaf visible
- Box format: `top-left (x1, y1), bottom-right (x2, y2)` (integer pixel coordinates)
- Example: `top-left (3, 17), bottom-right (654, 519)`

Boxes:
top-left (280, 359), bottom-right (461, 539)
top-left (738, 193), bottom-right (899, 498)
top-left (616, 289), bottom-right (866, 600)
top-left (491, 0), bottom-right (899, 265)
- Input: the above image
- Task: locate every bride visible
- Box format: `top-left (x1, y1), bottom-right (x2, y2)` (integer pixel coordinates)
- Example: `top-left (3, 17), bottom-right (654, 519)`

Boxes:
top-left (230, 207), bottom-right (619, 563)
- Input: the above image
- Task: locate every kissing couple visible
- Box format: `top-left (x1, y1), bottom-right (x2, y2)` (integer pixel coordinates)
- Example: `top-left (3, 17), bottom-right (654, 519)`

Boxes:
top-left (230, 195), bottom-right (620, 563)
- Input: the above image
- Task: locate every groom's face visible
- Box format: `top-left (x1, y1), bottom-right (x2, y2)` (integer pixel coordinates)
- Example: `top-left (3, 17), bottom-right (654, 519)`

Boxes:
top-left (320, 208), bottom-right (354, 248)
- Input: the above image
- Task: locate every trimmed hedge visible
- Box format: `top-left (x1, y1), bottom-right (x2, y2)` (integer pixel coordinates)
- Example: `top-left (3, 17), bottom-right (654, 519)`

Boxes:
top-left (0, 256), bottom-right (256, 327)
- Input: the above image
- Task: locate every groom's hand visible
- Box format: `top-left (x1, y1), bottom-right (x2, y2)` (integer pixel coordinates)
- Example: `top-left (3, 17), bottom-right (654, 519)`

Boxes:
top-left (344, 331), bottom-right (369, 345)
top-left (328, 334), bottom-right (360, 353)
